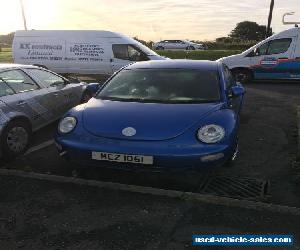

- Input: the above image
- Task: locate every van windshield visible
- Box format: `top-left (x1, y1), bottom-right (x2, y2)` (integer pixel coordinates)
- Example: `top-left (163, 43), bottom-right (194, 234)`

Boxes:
top-left (136, 42), bottom-right (159, 56)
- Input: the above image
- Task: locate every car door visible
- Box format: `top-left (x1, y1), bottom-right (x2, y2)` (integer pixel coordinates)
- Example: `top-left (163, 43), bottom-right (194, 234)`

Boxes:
top-left (111, 44), bottom-right (149, 72)
top-left (168, 40), bottom-right (178, 49)
top-left (177, 40), bottom-right (187, 49)
top-left (0, 69), bottom-right (55, 129)
top-left (250, 37), bottom-right (297, 79)
top-left (25, 68), bottom-right (85, 115)
top-left (162, 40), bottom-right (171, 49)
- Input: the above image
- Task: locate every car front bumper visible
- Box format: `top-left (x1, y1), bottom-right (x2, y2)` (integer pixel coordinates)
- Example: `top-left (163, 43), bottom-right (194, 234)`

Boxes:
top-left (55, 134), bottom-right (236, 171)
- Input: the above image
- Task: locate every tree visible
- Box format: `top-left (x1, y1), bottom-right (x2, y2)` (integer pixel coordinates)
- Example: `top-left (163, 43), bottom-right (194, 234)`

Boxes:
top-left (133, 36), bottom-right (154, 48)
top-left (229, 21), bottom-right (271, 41)
top-left (0, 32), bottom-right (15, 47)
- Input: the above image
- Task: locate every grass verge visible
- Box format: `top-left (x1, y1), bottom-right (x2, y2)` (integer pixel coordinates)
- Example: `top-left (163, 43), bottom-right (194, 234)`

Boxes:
top-left (0, 48), bottom-right (242, 63)
top-left (155, 49), bottom-right (242, 60)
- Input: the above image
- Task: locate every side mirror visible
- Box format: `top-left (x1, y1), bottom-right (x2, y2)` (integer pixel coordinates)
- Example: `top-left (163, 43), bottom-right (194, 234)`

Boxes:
top-left (231, 85), bottom-right (245, 97)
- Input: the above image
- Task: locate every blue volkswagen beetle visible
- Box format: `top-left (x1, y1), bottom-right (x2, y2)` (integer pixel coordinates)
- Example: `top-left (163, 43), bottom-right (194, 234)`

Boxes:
top-left (55, 60), bottom-right (245, 171)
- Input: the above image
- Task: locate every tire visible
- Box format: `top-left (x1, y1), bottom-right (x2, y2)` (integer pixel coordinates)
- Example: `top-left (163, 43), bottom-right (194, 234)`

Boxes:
top-left (81, 90), bottom-right (93, 103)
top-left (232, 69), bottom-right (253, 84)
top-left (1, 120), bottom-right (31, 159)
top-left (156, 46), bottom-right (164, 50)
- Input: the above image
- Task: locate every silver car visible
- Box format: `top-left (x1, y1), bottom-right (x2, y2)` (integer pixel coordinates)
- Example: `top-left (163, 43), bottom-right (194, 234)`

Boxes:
top-left (0, 64), bottom-right (94, 158)
top-left (153, 40), bottom-right (206, 50)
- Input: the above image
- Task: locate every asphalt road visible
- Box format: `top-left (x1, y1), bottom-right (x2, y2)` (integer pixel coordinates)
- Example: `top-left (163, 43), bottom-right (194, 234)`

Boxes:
top-left (1, 174), bottom-right (300, 249)
top-left (1, 82), bottom-right (300, 207)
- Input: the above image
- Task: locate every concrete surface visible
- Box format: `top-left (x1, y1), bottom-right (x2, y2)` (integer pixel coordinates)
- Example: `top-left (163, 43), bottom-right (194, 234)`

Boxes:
top-left (0, 174), bottom-right (300, 250)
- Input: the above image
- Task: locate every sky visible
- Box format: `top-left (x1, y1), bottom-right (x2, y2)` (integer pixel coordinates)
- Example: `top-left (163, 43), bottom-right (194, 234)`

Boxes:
top-left (1, 0), bottom-right (300, 41)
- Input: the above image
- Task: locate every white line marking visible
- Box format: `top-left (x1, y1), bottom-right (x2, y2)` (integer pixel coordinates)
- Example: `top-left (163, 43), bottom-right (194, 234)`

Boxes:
top-left (24, 139), bottom-right (55, 156)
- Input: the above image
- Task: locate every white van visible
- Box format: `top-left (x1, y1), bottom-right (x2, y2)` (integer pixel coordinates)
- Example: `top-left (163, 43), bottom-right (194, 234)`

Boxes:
top-left (13, 30), bottom-right (165, 76)
top-left (220, 27), bottom-right (300, 83)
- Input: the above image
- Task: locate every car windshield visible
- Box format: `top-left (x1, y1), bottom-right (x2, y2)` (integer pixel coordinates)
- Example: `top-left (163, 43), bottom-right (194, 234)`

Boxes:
top-left (97, 69), bottom-right (220, 103)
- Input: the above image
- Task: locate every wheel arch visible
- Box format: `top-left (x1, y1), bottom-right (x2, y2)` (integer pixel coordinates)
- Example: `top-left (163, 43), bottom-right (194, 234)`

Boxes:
top-left (3, 115), bottom-right (32, 133)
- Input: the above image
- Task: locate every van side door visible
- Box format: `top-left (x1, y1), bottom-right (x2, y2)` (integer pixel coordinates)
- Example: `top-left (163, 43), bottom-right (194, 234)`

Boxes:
top-left (111, 44), bottom-right (149, 72)
top-left (66, 40), bottom-right (113, 75)
top-left (249, 37), bottom-right (297, 80)
top-left (289, 34), bottom-right (300, 79)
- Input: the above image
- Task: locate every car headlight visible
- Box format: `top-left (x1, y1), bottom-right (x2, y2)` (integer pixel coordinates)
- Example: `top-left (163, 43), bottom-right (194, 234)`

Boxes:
top-left (58, 117), bottom-right (77, 134)
top-left (197, 125), bottom-right (225, 143)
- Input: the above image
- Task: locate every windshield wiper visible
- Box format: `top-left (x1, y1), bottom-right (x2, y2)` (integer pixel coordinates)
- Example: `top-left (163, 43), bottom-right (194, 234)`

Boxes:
top-left (98, 96), bottom-right (219, 104)
top-left (98, 96), bottom-right (147, 102)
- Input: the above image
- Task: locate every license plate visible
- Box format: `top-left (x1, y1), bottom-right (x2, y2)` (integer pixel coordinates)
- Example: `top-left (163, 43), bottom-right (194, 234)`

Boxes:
top-left (92, 151), bottom-right (153, 165)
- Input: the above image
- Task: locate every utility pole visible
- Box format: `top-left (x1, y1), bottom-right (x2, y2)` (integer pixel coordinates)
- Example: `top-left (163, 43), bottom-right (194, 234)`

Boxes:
top-left (266, 0), bottom-right (274, 37)
top-left (20, 0), bottom-right (28, 30)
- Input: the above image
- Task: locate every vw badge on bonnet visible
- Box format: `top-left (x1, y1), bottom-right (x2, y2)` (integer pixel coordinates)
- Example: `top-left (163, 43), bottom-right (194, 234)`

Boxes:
top-left (122, 127), bottom-right (136, 137)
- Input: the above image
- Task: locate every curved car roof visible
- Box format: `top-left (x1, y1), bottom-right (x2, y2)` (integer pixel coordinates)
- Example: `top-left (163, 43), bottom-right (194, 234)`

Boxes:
top-left (126, 60), bottom-right (220, 70)
top-left (0, 63), bottom-right (39, 71)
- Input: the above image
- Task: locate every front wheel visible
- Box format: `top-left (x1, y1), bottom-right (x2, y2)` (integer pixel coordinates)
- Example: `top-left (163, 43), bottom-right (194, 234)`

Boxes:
top-left (1, 120), bottom-right (31, 159)
top-left (232, 69), bottom-right (253, 84)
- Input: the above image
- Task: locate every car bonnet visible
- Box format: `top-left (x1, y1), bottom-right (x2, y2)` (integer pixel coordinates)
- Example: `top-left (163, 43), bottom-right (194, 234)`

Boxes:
top-left (82, 98), bottom-right (222, 141)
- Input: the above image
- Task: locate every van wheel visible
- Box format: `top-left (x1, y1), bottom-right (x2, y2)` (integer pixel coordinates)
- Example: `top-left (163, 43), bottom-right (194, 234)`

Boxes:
top-left (232, 69), bottom-right (252, 84)
top-left (81, 90), bottom-right (93, 103)
top-left (1, 120), bottom-right (31, 159)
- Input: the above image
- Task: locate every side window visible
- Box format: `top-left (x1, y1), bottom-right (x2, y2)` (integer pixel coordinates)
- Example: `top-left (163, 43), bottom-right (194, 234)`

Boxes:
top-left (257, 42), bottom-right (269, 56)
top-left (0, 79), bottom-right (15, 97)
top-left (223, 65), bottom-right (235, 89)
top-left (0, 69), bottom-right (39, 93)
top-left (267, 38), bottom-right (292, 55)
top-left (26, 69), bottom-right (65, 88)
top-left (112, 44), bottom-right (129, 60)
top-left (113, 44), bottom-right (147, 61)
